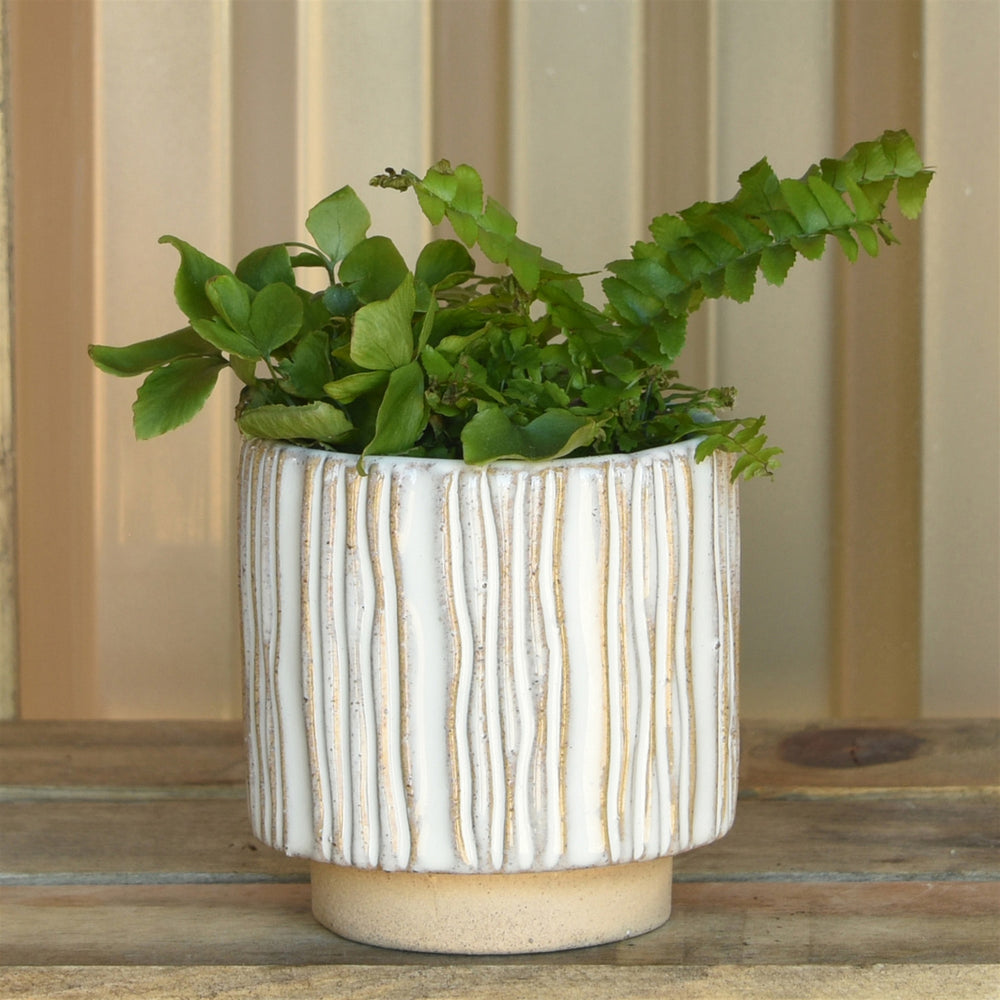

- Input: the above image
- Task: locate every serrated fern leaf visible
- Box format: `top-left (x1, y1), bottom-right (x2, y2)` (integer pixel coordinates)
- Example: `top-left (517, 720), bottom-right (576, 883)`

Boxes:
top-left (605, 129), bottom-right (932, 361)
top-left (368, 132), bottom-right (928, 480)
top-left (372, 160), bottom-right (547, 293)
top-left (694, 416), bottom-right (782, 482)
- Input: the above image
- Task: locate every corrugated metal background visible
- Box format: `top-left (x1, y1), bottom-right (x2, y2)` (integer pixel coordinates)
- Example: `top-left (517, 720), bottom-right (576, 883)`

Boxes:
top-left (7, 0), bottom-right (998, 720)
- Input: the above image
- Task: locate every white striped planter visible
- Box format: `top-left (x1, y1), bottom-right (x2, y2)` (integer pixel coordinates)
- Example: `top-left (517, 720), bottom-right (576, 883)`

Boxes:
top-left (238, 437), bottom-right (740, 953)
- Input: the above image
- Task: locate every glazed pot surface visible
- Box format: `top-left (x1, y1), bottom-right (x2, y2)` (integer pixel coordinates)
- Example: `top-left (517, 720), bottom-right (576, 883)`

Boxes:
top-left (238, 439), bottom-right (740, 951)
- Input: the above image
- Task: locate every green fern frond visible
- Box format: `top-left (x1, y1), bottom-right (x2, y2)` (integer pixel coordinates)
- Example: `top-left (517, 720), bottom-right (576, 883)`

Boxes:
top-left (693, 416), bottom-right (781, 481)
top-left (602, 129), bottom-right (933, 365)
top-left (372, 160), bottom-right (545, 292)
top-left (371, 132), bottom-right (929, 478)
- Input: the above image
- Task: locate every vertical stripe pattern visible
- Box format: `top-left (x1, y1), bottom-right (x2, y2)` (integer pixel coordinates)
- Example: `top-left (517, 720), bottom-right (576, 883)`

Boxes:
top-left (240, 439), bottom-right (740, 874)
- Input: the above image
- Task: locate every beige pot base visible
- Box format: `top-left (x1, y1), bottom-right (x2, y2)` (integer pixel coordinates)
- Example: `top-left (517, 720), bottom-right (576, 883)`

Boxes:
top-left (310, 857), bottom-right (673, 954)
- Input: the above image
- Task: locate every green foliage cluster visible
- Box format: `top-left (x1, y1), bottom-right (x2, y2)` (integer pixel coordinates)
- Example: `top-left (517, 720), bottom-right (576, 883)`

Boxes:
top-left (89, 130), bottom-right (931, 479)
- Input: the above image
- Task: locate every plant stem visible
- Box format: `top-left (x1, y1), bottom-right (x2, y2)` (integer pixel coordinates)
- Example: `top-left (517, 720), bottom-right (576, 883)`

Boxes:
top-left (285, 241), bottom-right (337, 282)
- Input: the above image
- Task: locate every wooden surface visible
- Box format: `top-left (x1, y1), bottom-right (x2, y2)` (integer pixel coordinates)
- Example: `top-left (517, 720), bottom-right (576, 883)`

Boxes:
top-left (1, 719), bottom-right (997, 999)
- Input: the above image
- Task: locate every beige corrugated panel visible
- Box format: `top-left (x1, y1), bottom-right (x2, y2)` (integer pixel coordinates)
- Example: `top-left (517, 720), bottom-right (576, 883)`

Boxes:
top-left (0, 0), bottom-right (16, 718)
top-left (920, 0), bottom-right (1000, 715)
top-left (90, 1), bottom-right (239, 718)
top-left (7, 0), bottom-right (998, 719)
top-left (296, 0), bottom-right (432, 266)
top-left (711, 0), bottom-right (838, 717)
top-left (831, 0), bottom-right (923, 718)
top-left (10, 0), bottom-right (98, 718)
top-left (509, 0), bottom-right (644, 291)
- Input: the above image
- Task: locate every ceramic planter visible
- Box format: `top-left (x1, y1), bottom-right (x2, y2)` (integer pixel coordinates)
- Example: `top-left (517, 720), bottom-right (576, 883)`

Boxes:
top-left (238, 437), bottom-right (740, 953)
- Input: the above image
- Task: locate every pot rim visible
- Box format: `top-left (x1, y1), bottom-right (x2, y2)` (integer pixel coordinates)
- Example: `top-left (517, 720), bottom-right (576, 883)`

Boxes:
top-left (239, 433), bottom-right (708, 473)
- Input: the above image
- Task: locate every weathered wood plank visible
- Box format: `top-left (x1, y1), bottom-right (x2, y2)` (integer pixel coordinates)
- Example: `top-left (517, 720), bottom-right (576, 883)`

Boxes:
top-left (3, 795), bottom-right (996, 884)
top-left (0, 722), bottom-right (245, 788)
top-left (0, 799), bottom-right (305, 881)
top-left (2, 963), bottom-right (997, 1000)
top-left (691, 793), bottom-right (1000, 882)
top-left (740, 718), bottom-right (1000, 794)
top-left (3, 719), bottom-right (995, 794)
top-left (1, 882), bottom-right (997, 968)
top-left (2, 720), bottom-right (996, 985)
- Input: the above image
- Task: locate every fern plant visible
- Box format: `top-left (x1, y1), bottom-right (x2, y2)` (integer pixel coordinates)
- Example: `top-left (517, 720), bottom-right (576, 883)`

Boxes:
top-left (90, 130), bottom-right (931, 480)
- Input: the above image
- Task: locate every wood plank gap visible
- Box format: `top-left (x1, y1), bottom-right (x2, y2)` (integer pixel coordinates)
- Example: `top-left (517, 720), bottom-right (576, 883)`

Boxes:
top-left (0, 871), bottom-right (308, 887)
top-left (3, 871), bottom-right (995, 889)
top-left (0, 785), bottom-right (245, 803)
top-left (740, 785), bottom-right (1000, 803)
top-left (673, 872), bottom-right (1000, 885)
top-left (0, 963), bottom-right (996, 1000)
top-left (3, 784), bottom-right (994, 804)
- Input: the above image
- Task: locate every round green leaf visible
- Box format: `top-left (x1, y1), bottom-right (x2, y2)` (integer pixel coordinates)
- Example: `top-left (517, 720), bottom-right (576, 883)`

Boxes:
top-left (205, 274), bottom-right (252, 335)
top-left (191, 316), bottom-right (260, 360)
top-left (460, 409), bottom-right (598, 464)
top-left (323, 369), bottom-right (389, 404)
top-left (362, 361), bottom-right (427, 458)
top-left (305, 186), bottom-right (371, 264)
top-left (158, 235), bottom-right (232, 322)
top-left (339, 236), bottom-right (409, 304)
top-left (132, 356), bottom-right (227, 439)
top-left (280, 328), bottom-right (333, 399)
top-left (89, 327), bottom-right (218, 377)
top-left (350, 273), bottom-right (416, 371)
top-left (249, 282), bottom-right (304, 356)
top-left (415, 239), bottom-right (475, 289)
top-left (236, 244), bottom-right (296, 290)
top-left (238, 401), bottom-right (353, 444)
